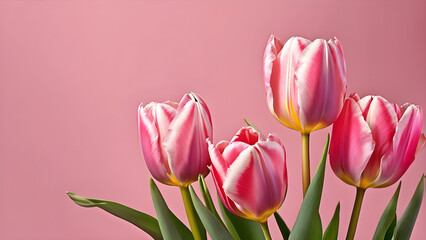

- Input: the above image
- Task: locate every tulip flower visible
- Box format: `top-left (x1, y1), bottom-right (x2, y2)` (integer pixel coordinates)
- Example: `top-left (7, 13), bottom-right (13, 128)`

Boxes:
top-left (138, 92), bottom-right (213, 240)
top-left (208, 127), bottom-right (287, 240)
top-left (263, 35), bottom-right (347, 196)
top-left (329, 93), bottom-right (425, 240)
top-left (138, 92), bottom-right (213, 187)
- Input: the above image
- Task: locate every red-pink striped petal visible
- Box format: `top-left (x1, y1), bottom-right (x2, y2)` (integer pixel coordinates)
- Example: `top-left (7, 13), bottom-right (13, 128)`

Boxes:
top-left (416, 133), bottom-right (426, 157)
top-left (329, 98), bottom-right (375, 186)
top-left (163, 98), bottom-right (212, 186)
top-left (371, 105), bottom-right (423, 187)
top-left (296, 39), bottom-right (346, 132)
top-left (264, 35), bottom-right (284, 120)
top-left (138, 104), bottom-right (174, 185)
top-left (223, 141), bottom-right (286, 221)
top-left (230, 127), bottom-right (259, 145)
top-left (360, 96), bottom-right (398, 182)
top-left (266, 133), bottom-right (282, 145)
top-left (264, 36), bottom-right (311, 129)
top-left (222, 141), bottom-right (251, 167)
top-left (208, 140), bottom-right (242, 216)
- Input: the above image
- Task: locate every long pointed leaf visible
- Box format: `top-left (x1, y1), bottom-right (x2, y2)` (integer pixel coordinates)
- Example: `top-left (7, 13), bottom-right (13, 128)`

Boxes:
top-left (323, 203), bottom-right (340, 240)
top-left (274, 212), bottom-right (290, 240)
top-left (394, 175), bottom-right (425, 240)
top-left (67, 192), bottom-right (163, 240)
top-left (150, 179), bottom-right (193, 240)
top-left (289, 134), bottom-right (330, 240)
top-left (384, 214), bottom-right (396, 240)
top-left (218, 198), bottom-right (241, 240)
top-left (198, 175), bottom-right (222, 222)
top-left (189, 186), bottom-right (233, 240)
top-left (372, 182), bottom-right (401, 240)
top-left (218, 196), bottom-right (265, 240)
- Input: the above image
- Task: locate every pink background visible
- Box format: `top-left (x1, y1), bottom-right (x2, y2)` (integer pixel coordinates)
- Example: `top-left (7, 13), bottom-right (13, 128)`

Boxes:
top-left (1, 0), bottom-right (425, 239)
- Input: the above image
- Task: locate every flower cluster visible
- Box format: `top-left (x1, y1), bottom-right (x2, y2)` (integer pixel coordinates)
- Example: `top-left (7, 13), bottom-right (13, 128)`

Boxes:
top-left (69, 35), bottom-right (425, 240)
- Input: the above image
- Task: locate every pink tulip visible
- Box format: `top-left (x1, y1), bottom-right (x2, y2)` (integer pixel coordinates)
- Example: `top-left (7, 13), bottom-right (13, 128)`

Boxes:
top-left (208, 127), bottom-right (287, 223)
top-left (264, 35), bottom-right (347, 133)
top-left (138, 93), bottom-right (213, 187)
top-left (329, 94), bottom-right (426, 188)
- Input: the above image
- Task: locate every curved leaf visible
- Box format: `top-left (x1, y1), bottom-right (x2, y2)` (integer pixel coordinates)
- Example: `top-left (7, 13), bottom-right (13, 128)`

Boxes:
top-left (67, 191), bottom-right (163, 240)
top-left (150, 179), bottom-right (194, 240)
top-left (394, 175), bottom-right (425, 240)
top-left (384, 214), bottom-right (396, 240)
top-left (218, 196), bottom-right (265, 240)
top-left (289, 134), bottom-right (330, 240)
top-left (198, 175), bottom-right (222, 222)
top-left (372, 182), bottom-right (401, 240)
top-left (323, 203), bottom-right (340, 240)
top-left (274, 212), bottom-right (290, 240)
top-left (189, 186), bottom-right (233, 240)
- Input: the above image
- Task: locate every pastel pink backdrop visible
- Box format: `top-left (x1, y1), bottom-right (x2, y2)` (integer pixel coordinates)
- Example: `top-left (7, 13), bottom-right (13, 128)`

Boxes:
top-left (0, 1), bottom-right (425, 239)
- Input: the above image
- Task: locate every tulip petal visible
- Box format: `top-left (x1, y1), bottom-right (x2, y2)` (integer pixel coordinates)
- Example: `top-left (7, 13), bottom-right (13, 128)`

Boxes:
top-left (416, 133), bottom-right (426, 157)
top-left (371, 106), bottom-right (423, 188)
top-left (349, 93), bottom-right (361, 102)
top-left (296, 39), bottom-right (346, 132)
top-left (328, 38), bottom-right (347, 86)
top-left (222, 141), bottom-right (251, 167)
top-left (264, 35), bottom-right (284, 122)
top-left (138, 104), bottom-right (175, 185)
top-left (152, 102), bottom-right (179, 143)
top-left (264, 36), bottom-right (311, 130)
top-left (223, 143), bottom-right (286, 221)
top-left (255, 141), bottom-right (288, 208)
top-left (329, 98), bottom-right (375, 187)
top-left (215, 140), bottom-right (229, 154)
top-left (266, 133), bottom-right (282, 145)
top-left (360, 96), bottom-right (398, 182)
top-left (208, 141), bottom-right (235, 213)
top-left (164, 100), bottom-right (211, 186)
top-left (356, 95), bottom-right (374, 118)
top-left (230, 127), bottom-right (259, 145)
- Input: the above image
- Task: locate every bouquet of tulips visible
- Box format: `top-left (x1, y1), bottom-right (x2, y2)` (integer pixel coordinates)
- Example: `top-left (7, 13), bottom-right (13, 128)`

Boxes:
top-left (68, 35), bottom-right (425, 240)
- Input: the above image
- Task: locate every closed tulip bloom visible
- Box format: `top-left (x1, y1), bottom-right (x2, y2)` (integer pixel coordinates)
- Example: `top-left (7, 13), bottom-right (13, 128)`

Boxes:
top-left (264, 35), bottom-right (347, 133)
top-left (138, 93), bottom-right (213, 187)
top-left (329, 94), bottom-right (426, 189)
top-left (208, 127), bottom-right (287, 223)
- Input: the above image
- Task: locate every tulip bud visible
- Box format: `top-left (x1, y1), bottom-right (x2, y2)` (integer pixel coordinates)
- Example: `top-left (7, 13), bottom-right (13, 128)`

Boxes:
top-left (264, 35), bottom-right (347, 133)
top-left (329, 94), bottom-right (425, 188)
top-left (208, 127), bottom-right (287, 223)
top-left (138, 93), bottom-right (213, 187)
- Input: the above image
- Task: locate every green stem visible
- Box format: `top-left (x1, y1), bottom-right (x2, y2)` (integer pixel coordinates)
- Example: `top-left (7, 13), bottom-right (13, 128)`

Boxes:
top-left (180, 186), bottom-right (203, 240)
top-left (302, 133), bottom-right (311, 197)
top-left (260, 220), bottom-right (272, 240)
top-left (346, 188), bottom-right (366, 240)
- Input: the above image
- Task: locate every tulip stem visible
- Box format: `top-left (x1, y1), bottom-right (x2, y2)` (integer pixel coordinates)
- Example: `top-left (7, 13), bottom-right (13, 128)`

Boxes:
top-left (301, 133), bottom-right (311, 197)
top-left (346, 187), bottom-right (366, 240)
top-left (260, 221), bottom-right (272, 240)
top-left (180, 186), bottom-right (203, 240)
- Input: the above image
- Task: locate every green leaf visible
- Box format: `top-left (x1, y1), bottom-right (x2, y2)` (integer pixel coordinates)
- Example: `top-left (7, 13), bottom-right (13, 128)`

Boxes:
top-left (218, 196), bottom-right (265, 240)
top-left (289, 134), bottom-right (330, 240)
top-left (198, 175), bottom-right (222, 223)
top-left (323, 203), bottom-right (340, 240)
top-left (394, 175), bottom-right (425, 240)
top-left (384, 214), bottom-right (396, 240)
top-left (243, 118), bottom-right (266, 140)
top-left (188, 186), bottom-right (233, 240)
top-left (274, 212), bottom-right (290, 240)
top-left (66, 191), bottom-right (163, 240)
top-left (150, 179), bottom-right (194, 240)
top-left (372, 182), bottom-right (401, 240)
